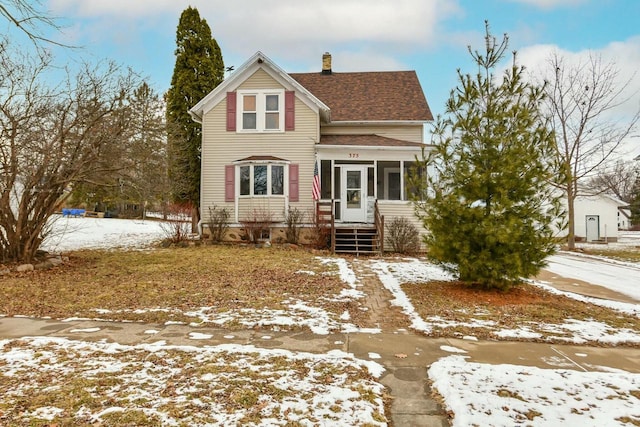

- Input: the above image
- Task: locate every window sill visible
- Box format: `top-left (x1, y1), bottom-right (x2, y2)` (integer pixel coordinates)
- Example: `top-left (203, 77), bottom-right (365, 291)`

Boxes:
top-left (238, 195), bottom-right (286, 198)
top-left (236, 129), bottom-right (285, 134)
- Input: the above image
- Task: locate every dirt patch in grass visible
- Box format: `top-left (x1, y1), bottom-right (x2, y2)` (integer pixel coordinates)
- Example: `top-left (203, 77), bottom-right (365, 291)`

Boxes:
top-left (0, 246), bottom-right (358, 329)
top-left (404, 280), bottom-right (640, 346)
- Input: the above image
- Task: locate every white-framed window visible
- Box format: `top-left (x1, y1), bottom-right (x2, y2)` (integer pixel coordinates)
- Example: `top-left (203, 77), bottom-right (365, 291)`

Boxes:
top-left (237, 89), bottom-right (284, 132)
top-left (239, 164), bottom-right (285, 196)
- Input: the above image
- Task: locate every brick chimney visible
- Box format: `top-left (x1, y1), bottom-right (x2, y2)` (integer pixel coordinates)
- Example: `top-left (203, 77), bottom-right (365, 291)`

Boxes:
top-left (322, 52), bottom-right (332, 75)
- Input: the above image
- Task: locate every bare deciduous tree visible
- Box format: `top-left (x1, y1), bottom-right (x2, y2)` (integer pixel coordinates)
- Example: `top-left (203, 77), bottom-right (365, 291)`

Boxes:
top-left (0, 39), bottom-right (138, 262)
top-left (0, 0), bottom-right (66, 47)
top-left (69, 82), bottom-right (169, 219)
top-left (586, 160), bottom-right (639, 203)
top-left (543, 52), bottom-right (640, 249)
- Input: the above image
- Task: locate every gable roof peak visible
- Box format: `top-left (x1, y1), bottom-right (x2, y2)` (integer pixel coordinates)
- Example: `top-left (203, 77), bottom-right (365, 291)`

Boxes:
top-left (189, 51), bottom-right (329, 123)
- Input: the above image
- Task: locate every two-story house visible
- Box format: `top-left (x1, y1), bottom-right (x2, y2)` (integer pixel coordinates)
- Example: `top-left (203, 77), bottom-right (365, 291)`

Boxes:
top-left (189, 51), bottom-right (433, 253)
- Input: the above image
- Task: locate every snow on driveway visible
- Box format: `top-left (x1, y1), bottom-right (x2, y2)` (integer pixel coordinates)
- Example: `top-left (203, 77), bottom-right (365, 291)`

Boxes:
top-left (546, 253), bottom-right (640, 301)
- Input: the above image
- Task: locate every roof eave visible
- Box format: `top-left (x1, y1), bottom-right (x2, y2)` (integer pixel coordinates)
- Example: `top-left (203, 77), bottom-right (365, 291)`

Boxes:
top-left (188, 109), bottom-right (202, 124)
top-left (316, 144), bottom-right (430, 151)
top-left (324, 120), bottom-right (431, 126)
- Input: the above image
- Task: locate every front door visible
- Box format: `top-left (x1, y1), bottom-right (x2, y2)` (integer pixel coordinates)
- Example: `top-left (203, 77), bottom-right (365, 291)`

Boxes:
top-left (341, 166), bottom-right (367, 222)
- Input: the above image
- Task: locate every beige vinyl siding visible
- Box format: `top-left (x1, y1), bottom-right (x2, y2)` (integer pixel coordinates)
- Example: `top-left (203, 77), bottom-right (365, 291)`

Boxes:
top-left (237, 69), bottom-right (281, 90)
top-left (200, 71), bottom-right (319, 224)
top-left (377, 200), bottom-right (427, 251)
top-left (322, 124), bottom-right (424, 143)
top-left (237, 198), bottom-right (286, 222)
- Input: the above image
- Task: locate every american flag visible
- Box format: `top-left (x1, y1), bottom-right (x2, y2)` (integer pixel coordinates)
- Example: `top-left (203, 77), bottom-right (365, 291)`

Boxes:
top-left (312, 160), bottom-right (321, 200)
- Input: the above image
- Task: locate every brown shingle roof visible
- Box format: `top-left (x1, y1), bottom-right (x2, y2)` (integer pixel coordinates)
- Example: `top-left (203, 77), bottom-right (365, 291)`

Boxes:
top-left (319, 134), bottom-right (425, 147)
top-left (289, 71), bottom-right (433, 122)
top-left (236, 155), bottom-right (287, 162)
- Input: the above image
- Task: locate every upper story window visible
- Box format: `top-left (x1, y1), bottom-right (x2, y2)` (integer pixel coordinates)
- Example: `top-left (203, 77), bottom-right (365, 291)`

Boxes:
top-left (238, 90), bottom-right (284, 132)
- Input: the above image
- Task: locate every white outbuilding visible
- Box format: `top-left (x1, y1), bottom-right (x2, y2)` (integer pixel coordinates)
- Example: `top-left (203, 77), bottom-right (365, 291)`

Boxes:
top-left (573, 194), bottom-right (627, 242)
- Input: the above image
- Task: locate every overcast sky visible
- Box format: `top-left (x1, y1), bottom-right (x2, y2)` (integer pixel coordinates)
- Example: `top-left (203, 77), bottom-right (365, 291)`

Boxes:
top-left (5, 0), bottom-right (640, 157)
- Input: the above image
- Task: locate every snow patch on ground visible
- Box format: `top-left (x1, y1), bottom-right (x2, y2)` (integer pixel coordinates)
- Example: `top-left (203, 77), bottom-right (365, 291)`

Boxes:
top-left (69, 327), bottom-right (101, 333)
top-left (0, 337), bottom-right (387, 426)
top-left (41, 216), bottom-right (166, 252)
top-left (429, 355), bottom-right (640, 427)
top-left (369, 260), bottom-right (439, 333)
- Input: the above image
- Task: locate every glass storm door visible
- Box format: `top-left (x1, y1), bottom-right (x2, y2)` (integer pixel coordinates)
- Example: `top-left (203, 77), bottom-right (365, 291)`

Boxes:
top-left (341, 166), bottom-right (367, 222)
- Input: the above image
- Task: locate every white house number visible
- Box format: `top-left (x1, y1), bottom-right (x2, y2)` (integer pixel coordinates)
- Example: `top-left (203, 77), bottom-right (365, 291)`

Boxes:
top-left (349, 153), bottom-right (360, 158)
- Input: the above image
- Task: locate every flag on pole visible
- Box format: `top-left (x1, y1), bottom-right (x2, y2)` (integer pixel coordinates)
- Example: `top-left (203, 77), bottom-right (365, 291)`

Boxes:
top-left (312, 160), bottom-right (321, 200)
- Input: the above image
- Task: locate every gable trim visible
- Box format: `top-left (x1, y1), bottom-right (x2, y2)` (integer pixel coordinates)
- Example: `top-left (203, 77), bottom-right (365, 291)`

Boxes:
top-left (189, 51), bottom-right (330, 123)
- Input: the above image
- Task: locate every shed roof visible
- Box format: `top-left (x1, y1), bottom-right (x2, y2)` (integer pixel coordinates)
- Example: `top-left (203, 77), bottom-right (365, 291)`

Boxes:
top-left (319, 134), bottom-right (425, 147)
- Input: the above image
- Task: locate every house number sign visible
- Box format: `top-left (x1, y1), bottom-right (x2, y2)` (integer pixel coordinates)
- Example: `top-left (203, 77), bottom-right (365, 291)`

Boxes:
top-left (348, 153), bottom-right (360, 158)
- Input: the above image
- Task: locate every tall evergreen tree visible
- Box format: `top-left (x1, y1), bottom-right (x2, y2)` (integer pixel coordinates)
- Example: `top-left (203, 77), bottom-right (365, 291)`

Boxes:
top-left (630, 175), bottom-right (640, 227)
top-left (124, 82), bottom-right (169, 218)
top-left (410, 22), bottom-right (562, 290)
top-left (166, 6), bottom-right (224, 228)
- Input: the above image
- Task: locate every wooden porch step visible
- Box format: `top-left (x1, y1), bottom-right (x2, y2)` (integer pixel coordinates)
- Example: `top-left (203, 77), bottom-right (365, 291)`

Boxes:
top-left (333, 227), bottom-right (380, 256)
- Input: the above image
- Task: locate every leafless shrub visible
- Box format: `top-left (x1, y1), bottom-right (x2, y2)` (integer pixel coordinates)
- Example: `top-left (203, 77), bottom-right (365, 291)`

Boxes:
top-left (309, 208), bottom-right (331, 249)
top-left (284, 208), bottom-right (305, 244)
top-left (386, 217), bottom-right (420, 254)
top-left (240, 208), bottom-right (273, 243)
top-left (207, 205), bottom-right (230, 243)
top-left (158, 204), bottom-right (192, 245)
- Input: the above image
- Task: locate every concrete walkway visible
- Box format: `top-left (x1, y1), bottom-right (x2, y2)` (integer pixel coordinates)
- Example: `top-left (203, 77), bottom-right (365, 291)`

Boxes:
top-left (1, 314), bottom-right (639, 426)
top-left (1, 260), bottom-right (639, 427)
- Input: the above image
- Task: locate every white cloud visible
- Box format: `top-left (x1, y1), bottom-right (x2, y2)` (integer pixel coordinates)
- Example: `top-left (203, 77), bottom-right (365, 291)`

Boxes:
top-left (517, 36), bottom-right (640, 107)
top-left (48, 0), bottom-right (450, 44)
top-left (48, 0), bottom-right (459, 71)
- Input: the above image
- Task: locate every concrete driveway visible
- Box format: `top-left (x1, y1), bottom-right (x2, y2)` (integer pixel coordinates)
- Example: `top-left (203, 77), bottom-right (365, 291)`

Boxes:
top-left (541, 253), bottom-right (640, 303)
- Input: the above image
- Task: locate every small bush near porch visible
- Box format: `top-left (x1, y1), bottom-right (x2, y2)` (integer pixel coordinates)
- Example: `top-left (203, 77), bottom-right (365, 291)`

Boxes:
top-left (386, 216), bottom-right (420, 254)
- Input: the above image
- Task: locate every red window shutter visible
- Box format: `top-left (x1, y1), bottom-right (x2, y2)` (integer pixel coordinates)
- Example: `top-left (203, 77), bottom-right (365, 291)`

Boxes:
top-left (226, 92), bottom-right (236, 131)
top-left (225, 165), bottom-right (235, 202)
top-left (289, 164), bottom-right (299, 202)
top-left (285, 91), bottom-right (295, 131)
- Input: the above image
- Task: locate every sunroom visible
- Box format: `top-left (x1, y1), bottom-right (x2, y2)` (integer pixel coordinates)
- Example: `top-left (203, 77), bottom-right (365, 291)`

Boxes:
top-left (315, 135), bottom-right (430, 225)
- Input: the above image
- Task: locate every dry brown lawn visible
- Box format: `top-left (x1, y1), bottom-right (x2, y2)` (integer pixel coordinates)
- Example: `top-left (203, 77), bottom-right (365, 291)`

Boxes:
top-left (403, 278), bottom-right (640, 345)
top-left (2, 245), bottom-right (638, 345)
top-left (580, 248), bottom-right (640, 263)
top-left (0, 245), bottom-right (360, 326)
